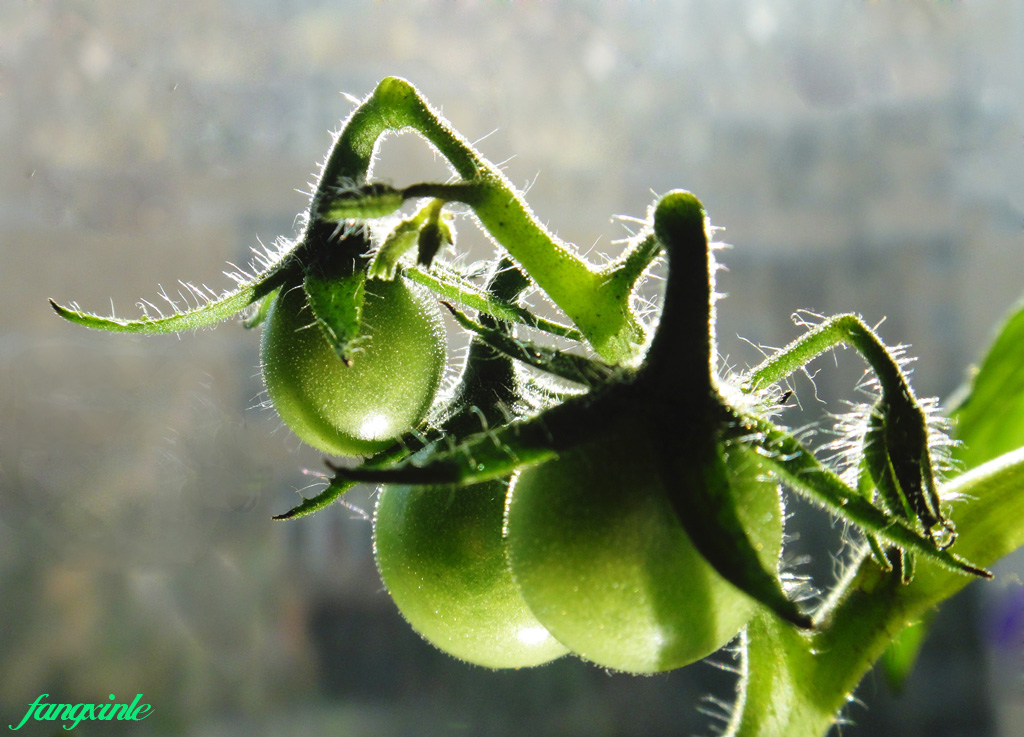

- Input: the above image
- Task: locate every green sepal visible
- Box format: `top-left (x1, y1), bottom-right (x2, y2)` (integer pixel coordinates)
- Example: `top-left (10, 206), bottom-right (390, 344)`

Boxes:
top-left (243, 288), bottom-right (278, 329)
top-left (733, 412), bottom-right (990, 580)
top-left (440, 259), bottom-right (534, 434)
top-left (877, 394), bottom-right (948, 541)
top-left (862, 400), bottom-right (918, 522)
top-left (403, 263), bottom-right (584, 342)
top-left (328, 382), bottom-right (636, 488)
top-left (368, 224), bottom-right (418, 280)
top-left (417, 216), bottom-right (453, 268)
top-left (368, 199), bottom-right (445, 280)
top-left (49, 262), bottom-right (293, 334)
top-left (274, 474), bottom-right (358, 521)
top-left (326, 416), bottom-right (560, 488)
top-left (863, 533), bottom-right (894, 573)
top-left (273, 440), bottom-right (416, 520)
top-left (658, 426), bottom-right (813, 630)
top-left (441, 302), bottom-right (620, 388)
top-left (855, 468), bottom-right (896, 572)
top-left (860, 402), bottom-right (922, 583)
top-left (302, 268), bottom-right (366, 366)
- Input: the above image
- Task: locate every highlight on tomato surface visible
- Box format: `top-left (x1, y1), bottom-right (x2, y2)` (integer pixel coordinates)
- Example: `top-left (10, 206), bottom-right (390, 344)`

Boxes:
top-left (260, 275), bottom-right (447, 457)
top-left (374, 479), bottom-right (569, 669)
top-left (503, 427), bottom-right (785, 674)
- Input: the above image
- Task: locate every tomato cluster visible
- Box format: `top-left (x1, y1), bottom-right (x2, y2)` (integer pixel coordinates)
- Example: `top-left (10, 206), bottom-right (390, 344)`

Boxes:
top-left (371, 433), bottom-right (783, 673)
top-left (53, 78), bottom-right (802, 675)
top-left (48, 75), bottom-right (1001, 737)
top-left (49, 81), bottom-right (994, 729)
top-left (257, 265), bottom-right (785, 673)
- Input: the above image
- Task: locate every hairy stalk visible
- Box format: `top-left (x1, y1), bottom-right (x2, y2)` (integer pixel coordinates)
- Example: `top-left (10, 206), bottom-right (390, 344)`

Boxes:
top-left (741, 314), bottom-right (906, 396)
top-left (316, 77), bottom-right (649, 364)
top-left (725, 447), bottom-right (1024, 737)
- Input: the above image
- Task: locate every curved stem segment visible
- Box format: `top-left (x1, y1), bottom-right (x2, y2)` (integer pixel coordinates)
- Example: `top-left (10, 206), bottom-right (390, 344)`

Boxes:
top-left (740, 313), bottom-right (948, 544)
top-left (742, 314), bottom-right (908, 398)
top-left (725, 446), bottom-right (1024, 737)
top-left (317, 77), bottom-right (649, 364)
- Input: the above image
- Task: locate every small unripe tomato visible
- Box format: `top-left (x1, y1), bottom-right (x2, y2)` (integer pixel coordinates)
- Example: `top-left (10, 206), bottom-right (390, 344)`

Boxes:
top-left (504, 429), bottom-right (783, 674)
top-left (260, 276), bottom-right (446, 456)
top-left (374, 479), bottom-right (569, 668)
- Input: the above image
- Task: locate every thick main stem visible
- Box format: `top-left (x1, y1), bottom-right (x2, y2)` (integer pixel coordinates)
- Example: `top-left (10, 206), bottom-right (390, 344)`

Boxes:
top-left (725, 447), bottom-right (1024, 737)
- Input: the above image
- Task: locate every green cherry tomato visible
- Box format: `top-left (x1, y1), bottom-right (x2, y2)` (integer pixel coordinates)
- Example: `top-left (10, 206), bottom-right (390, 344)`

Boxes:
top-left (374, 479), bottom-right (569, 669)
top-left (260, 276), bottom-right (446, 456)
top-left (504, 428), bottom-right (784, 674)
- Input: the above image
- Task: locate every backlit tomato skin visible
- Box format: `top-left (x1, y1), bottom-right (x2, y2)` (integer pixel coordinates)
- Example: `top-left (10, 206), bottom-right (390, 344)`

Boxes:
top-left (260, 276), bottom-right (446, 457)
top-left (374, 479), bottom-right (569, 669)
top-left (504, 428), bottom-right (784, 674)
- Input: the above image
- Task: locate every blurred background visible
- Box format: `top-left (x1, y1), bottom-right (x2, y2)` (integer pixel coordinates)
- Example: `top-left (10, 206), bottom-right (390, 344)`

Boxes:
top-left (2, 2), bottom-right (1023, 735)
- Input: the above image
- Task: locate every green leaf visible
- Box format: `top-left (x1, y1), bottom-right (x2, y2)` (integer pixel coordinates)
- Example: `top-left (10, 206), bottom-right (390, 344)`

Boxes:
top-left (950, 296), bottom-right (1024, 470)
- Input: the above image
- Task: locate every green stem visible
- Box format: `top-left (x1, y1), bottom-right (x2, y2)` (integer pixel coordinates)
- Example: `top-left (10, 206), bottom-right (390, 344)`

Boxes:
top-left (726, 446), bottom-right (1024, 737)
top-left (742, 314), bottom-right (909, 399)
top-left (318, 77), bottom-right (647, 364)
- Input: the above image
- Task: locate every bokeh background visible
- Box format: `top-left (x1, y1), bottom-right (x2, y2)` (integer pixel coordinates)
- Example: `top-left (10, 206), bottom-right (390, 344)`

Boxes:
top-left (2, 2), bottom-right (1024, 736)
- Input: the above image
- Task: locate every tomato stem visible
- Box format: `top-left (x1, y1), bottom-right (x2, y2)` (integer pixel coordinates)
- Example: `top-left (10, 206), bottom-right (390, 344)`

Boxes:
top-left (314, 77), bottom-right (652, 364)
top-left (726, 447), bottom-right (1024, 737)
